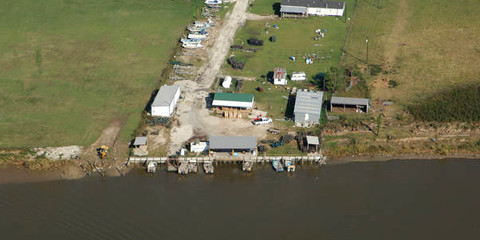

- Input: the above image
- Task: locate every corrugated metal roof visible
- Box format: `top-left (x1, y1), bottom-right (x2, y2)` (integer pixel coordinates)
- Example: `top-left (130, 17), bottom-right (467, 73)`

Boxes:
top-left (294, 90), bottom-right (324, 115)
top-left (152, 85), bottom-right (180, 107)
top-left (213, 92), bottom-right (254, 103)
top-left (281, 0), bottom-right (345, 10)
top-left (274, 68), bottom-right (287, 80)
top-left (133, 136), bottom-right (147, 146)
top-left (306, 136), bottom-right (320, 145)
top-left (331, 96), bottom-right (370, 106)
top-left (280, 5), bottom-right (307, 13)
top-left (209, 136), bottom-right (257, 150)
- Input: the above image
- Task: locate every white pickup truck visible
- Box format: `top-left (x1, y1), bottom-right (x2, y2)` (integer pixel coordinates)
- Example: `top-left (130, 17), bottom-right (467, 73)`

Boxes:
top-left (252, 117), bottom-right (273, 125)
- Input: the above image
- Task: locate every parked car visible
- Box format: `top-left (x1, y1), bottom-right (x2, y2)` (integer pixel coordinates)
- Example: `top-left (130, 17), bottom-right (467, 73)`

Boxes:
top-left (252, 117), bottom-right (272, 125)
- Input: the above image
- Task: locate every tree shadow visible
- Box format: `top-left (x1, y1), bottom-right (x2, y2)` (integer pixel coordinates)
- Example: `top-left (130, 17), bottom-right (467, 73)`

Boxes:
top-left (273, 3), bottom-right (281, 16)
top-left (144, 89), bottom-right (159, 112)
top-left (266, 71), bottom-right (274, 83)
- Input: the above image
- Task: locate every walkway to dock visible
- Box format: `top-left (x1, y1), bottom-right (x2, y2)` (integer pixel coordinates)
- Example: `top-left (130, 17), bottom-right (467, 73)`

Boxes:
top-left (126, 155), bottom-right (327, 165)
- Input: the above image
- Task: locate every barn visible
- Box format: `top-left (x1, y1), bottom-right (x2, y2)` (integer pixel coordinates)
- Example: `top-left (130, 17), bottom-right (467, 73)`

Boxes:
top-left (293, 89), bottom-right (324, 126)
top-left (151, 85), bottom-right (181, 117)
top-left (280, 0), bottom-right (345, 17)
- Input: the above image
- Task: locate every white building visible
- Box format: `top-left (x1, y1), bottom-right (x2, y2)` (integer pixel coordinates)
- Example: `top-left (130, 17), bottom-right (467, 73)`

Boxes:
top-left (291, 72), bottom-right (306, 81)
top-left (151, 85), bottom-right (181, 117)
top-left (273, 68), bottom-right (287, 85)
top-left (280, 0), bottom-right (345, 17)
top-left (294, 89), bottom-right (324, 126)
top-left (211, 92), bottom-right (254, 109)
top-left (190, 141), bottom-right (209, 153)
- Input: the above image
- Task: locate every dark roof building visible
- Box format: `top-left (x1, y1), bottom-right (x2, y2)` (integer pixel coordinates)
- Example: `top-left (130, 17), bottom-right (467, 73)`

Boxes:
top-left (330, 96), bottom-right (370, 113)
top-left (209, 136), bottom-right (258, 151)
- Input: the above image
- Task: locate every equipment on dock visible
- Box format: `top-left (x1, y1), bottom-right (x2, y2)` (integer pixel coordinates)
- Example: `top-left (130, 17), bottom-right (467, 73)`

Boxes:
top-left (96, 145), bottom-right (109, 159)
top-left (178, 162), bottom-right (188, 175)
top-left (272, 160), bottom-right (284, 173)
top-left (284, 159), bottom-right (295, 172)
top-left (147, 162), bottom-right (157, 173)
top-left (242, 161), bottom-right (253, 172)
top-left (203, 162), bottom-right (214, 174)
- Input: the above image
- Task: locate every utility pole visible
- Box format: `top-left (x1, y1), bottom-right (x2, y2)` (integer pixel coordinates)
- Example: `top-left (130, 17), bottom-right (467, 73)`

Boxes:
top-left (365, 36), bottom-right (369, 65)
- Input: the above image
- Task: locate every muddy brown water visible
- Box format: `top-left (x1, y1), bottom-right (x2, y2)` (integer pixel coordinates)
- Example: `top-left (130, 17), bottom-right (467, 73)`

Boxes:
top-left (1, 159), bottom-right (480, 240)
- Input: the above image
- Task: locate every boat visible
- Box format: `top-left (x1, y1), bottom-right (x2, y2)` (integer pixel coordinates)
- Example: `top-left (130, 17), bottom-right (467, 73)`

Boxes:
top-left (284, 159), bottom-right (295, 172)
top-left (180, 38), bottom-right (202, 43)
top-left (242, 161), bottom-right (253, 172)
top-left (182, 42), bottom-right (203, 49)
top-left (272, 159), bottom-right (284, 172)
top-left (204, 0), bottom-right (222, 5)
top-left (188, 33), bottom-right (208, 40)
top-left (178, 162), bottom-right (188, 175)
top-left (203, 161), bottom-right (214, 174)
top-left (187, 161), bottom-right (198, 173)
top-left (147, 162), bottom-right (157, 173)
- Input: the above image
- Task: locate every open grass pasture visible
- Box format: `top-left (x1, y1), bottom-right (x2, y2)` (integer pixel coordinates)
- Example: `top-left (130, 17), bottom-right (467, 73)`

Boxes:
top-left (343, 0), bottom-right (480, 106)
top-left (249, 0), bottom-right (279, 16)
top-left (0, 0), bottom-right (201, 148)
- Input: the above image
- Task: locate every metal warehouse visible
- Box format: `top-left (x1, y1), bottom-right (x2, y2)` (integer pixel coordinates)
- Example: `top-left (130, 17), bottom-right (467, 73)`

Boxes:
top-left (150, 85), bottom-right (181, 117)
top-left (293, 89), bottom-right (324, 125)
top-left (209, 136), bottom-right (258, 154)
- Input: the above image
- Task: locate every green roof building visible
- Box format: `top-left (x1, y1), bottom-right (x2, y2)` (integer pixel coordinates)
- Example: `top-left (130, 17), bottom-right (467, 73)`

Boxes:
top-left (212, 92), bottom-right (254, 109)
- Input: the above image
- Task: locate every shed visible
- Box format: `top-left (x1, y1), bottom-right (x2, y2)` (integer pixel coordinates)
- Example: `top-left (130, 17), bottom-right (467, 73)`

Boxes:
top-left (212, 92), bottom-right (254, 109)
top-left (306, 135), bottom-right (320, 152)
top-left (151, 85), bottom-right (181, 117)
top-left (293, 89), bottom-right (324, 125)
top-left (132, 136), bottom-right (148, 156)
top-left (273, 68), bottom-right (287, 85)
top-left (209, 136), bottom-right (257, 154)
top-left (330, 96), bottom-right (370, 113)
top-left (291, 72), bottom-right (306, 81)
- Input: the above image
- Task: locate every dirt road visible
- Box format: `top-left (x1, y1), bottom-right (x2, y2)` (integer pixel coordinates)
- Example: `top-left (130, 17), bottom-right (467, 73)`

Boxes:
top-left (168, 0), bottom-right (268, 155)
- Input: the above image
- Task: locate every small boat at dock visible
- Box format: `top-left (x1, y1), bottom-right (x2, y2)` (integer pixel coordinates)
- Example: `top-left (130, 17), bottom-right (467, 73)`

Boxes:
top-left (178, 162), bottom-right (188, 175)
top-left (242, 161), bottom-right (253, 172)
top-left (284, 159), bottom-right (295, 172)
top-left (203, 162), bottom-right (214, 174)
top-left (272, 160), bottom-right (284, 173)
top-left (188, 161), bottom-right (198, 173)
top-left (147, 162), bottom-right (157, 173)
top-left (188, 33), bottom-right (208, 40)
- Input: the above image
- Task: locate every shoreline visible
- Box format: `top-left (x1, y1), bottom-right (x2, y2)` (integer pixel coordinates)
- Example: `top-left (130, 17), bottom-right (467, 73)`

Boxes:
top-left (1, 153), bottom-right (479, 185)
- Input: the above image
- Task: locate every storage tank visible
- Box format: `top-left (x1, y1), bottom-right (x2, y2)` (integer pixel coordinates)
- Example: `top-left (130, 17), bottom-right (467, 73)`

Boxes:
top-left (222, 76), bottom-right (232, 88)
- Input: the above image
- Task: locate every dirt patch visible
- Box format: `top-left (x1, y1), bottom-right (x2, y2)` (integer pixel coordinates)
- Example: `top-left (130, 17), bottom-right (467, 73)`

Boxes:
top-left (82, 120), bottom-right (122, 161)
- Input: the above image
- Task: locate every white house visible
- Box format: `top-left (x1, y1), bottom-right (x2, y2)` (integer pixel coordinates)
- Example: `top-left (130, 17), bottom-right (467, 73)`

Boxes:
top-left (211, 92), bottom-right (254, 109)
top-left (291, 71), bottom-right (306, 81)
top-left (151, 85), bottom-right (181, 117)
top-left (280, 0), bottom-right (345, 17)
top-left (273, 68), bottom-right (287, 85)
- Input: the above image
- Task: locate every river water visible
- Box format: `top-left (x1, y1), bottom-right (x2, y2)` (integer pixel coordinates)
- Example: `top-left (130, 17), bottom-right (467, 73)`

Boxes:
top-left (1, 159), bottom-right (480, 240)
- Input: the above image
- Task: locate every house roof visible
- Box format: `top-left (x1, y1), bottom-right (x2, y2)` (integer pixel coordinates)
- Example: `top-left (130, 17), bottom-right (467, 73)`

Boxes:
top-left (152, 85), bottom-right (180, 107)
top-left (294, 89), bottom-right (324, 115)
top-left (133, 136), bottom-right (148, 146)
top-left (280, 5), bottom-right (307, 13)
top-left (213, 92), bottom-right (254, 103)
top-left (331, 96), bottom-right (370, 106)
top-left (281, 0), bottom-right (345, 10)
top-left (306, 136), bottom-right (320, 145)
top-left (274, 68), bottom-right (287, 79)
top-left (209, 136), bottom-right (257, 150)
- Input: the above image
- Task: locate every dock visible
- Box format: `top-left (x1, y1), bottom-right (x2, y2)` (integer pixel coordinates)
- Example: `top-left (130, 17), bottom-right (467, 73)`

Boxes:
top-left (127, 155), bottom-right (327, 175)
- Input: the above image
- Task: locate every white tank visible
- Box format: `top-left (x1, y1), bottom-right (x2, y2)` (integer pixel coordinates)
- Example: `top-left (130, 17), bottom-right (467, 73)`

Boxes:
top-left (222, 76), bottom-right (232, 88)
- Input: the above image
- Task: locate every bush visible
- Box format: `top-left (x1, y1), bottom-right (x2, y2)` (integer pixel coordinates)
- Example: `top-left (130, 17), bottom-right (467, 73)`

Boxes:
top-left (369, 64), bottom-right (383, 76)
top-left (227, 57), bottom-right (246, 70)
top-left (282, 134), bottom-right (294, 144)
top-left (408, 84), bottom-right (480, 122)
top-left (247, 38), bottom-right (263, 46)
top-left (388, 80), bottom-right (398, 88)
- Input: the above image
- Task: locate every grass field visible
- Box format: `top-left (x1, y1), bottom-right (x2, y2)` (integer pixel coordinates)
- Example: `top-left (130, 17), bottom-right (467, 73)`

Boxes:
top-left (249, 0), bottom-right (279, 16)
top-left (0, 0), bottom-right (201, 148)
top-left (342, 0), bottom-right (480, 106)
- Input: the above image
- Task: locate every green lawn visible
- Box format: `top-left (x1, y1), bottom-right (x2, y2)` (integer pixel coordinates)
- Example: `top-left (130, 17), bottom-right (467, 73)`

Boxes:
top-left (0, 0), bottom-right (201, 148)
top-left (249, 0), bottom-right (279, 16)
